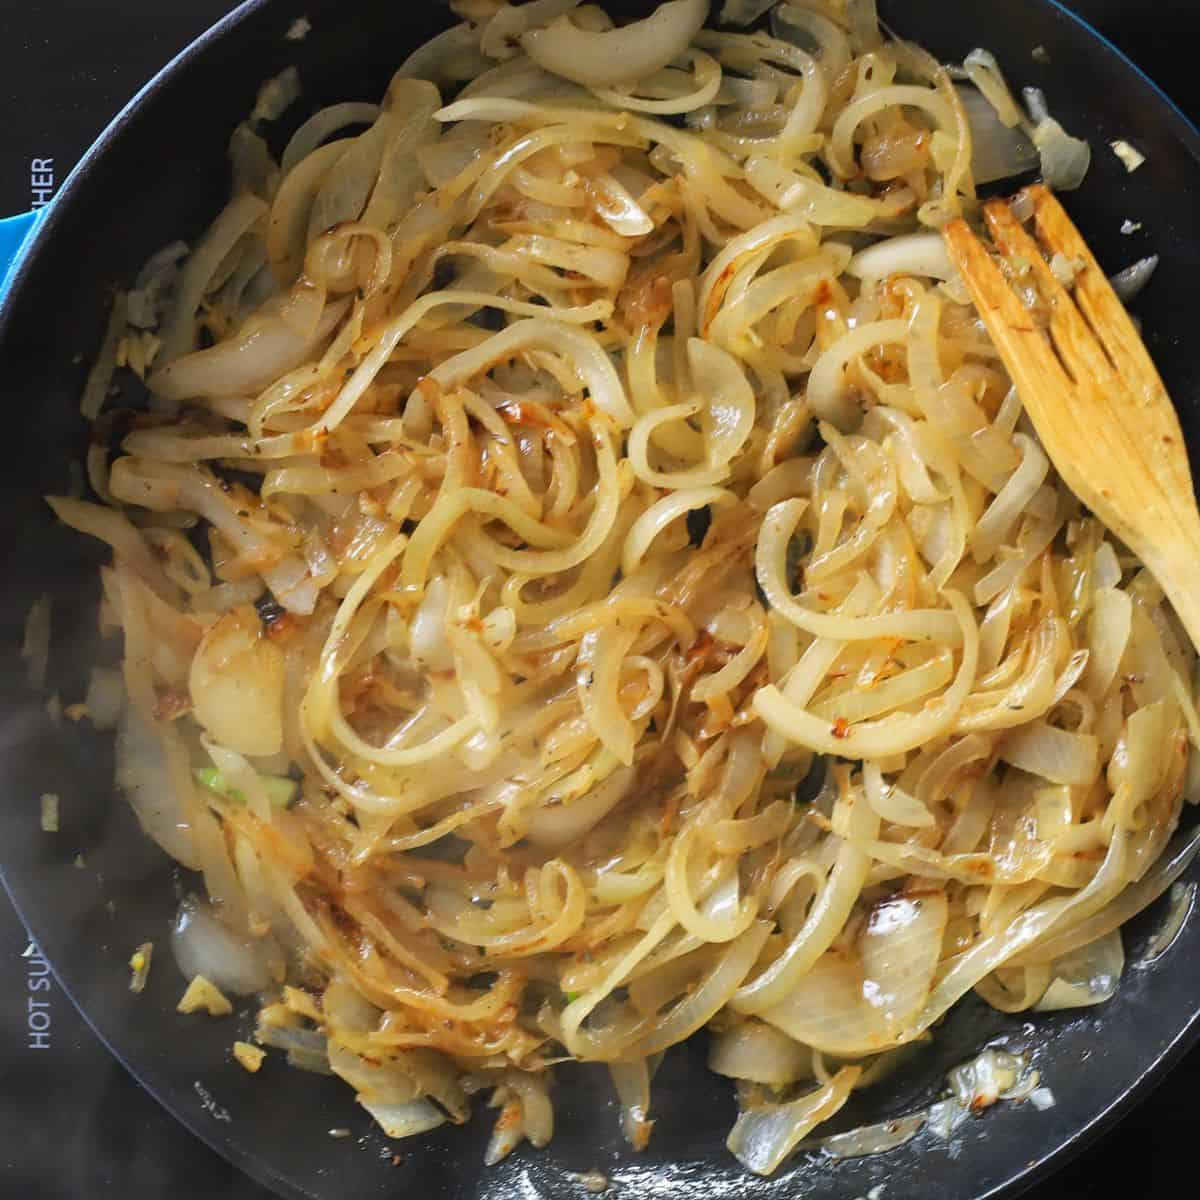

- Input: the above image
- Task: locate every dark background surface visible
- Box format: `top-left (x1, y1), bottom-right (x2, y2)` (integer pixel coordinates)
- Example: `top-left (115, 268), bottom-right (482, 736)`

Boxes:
top-left (2, 2), bottom-right (1199, 1197)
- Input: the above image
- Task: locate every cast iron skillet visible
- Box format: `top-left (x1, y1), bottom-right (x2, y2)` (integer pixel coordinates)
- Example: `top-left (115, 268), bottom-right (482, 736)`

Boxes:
top-left (1, 3), bottom-right (1198, 1198)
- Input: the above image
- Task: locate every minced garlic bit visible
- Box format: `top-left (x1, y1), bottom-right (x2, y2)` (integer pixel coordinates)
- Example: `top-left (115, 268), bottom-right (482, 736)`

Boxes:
top-left (129, 942), bottom-right (154, 993)
top-left (114, 331), bottom-right (161, 380)
top-left (1121, 218), bottom-right (1144, 235)
top-left (282, 985), bottom-right (322, 1022)
top-left (257, 1000), bottom-right (300, 1030)
top-left (233, 1041), bottom-right (266, 1073)
top-left (570, 1171), bottom-right (611, 1194)
top-left (40, 793), bottom-right (60, 833)
top-left (1111, 139), bottom-right (1146, 173)
top-left (64, 702), bottom-right (89, 722)
top-left (1048, 252), bottom-right (1085, 289)
top-left (178, 975), bottom-right (234, 1017)
top-left (286, 15), bottom-right (312, 40)
top-left (250, 66), bottom-right (302, 125)
top-left (327, 1127), bottom-right (352, 1139)
top-left (1031, 45), bottom-right (1050, 64)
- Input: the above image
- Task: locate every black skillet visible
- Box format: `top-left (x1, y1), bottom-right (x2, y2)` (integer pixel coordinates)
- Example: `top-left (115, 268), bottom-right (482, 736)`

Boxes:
top-left (0, 2), bottom-right (1198, 1198)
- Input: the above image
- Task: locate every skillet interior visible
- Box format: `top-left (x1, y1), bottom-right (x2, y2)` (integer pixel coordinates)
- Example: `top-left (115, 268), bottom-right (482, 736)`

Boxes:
top-left (0, 2), bottom-right (1198, 1197)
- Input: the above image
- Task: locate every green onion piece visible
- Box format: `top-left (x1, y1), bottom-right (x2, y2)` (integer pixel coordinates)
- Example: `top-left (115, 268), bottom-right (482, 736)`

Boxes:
top-left (193, 766), bottom-right (297, 808)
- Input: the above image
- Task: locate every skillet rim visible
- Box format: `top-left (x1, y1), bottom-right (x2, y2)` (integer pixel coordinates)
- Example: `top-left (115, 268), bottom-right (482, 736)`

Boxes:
top-left (0, 4), bottom-right (1197, 1199)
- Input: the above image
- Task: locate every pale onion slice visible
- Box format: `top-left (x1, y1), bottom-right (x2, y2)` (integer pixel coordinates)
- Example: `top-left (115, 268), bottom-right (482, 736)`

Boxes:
top-left (362, 1099), bottom-right (447, 1139)
top-left (525, 765), bottom-right (635, 848)
top-left (420, 318), bottom-right (635, 427)
top-left (1013, 826), bottom-right (1200, 968)
top-left (398, 23), bottom-right (490, 89)
top-left (759, 892), bottom-right (948, 1054)
top-left (588, 171), bottom-right (656, 235)
top-left (743, 156), bottom-right (905, 226)
top-left (361, 81), bottom-right (443, 231)
top-left (1108, 700), bottom-right (1171, 811)
top-left (329, 1040), bottom-right (467, 1118)
top-left (698, 210), bottom-right (818, 335)
top-left (1035, 116), bottom-right (1092, 189)
top-left (157, 192), bottom-right (268, 364)
top-left (863, 760), bottom-right (935, 829)
top-left (1024, 87), bottom-right (1091, 191)
top-left (754, 591), bottom-right (979, 760)
top-left (969, 433), bottom-right (1050, 563)
top-left (688, 339), bottom-right (756, 467)
top-left (859, 892), bottom-right (949, 1027)
top-left (726, 1066), bottom-right (862, 1176)
top-left (189, 607), bottom-right (286, 757)
top-left (999, 722), bottom-right (1099, 786)
top-left (828, 86), bottom-right (953, 180)
top-left (485, 1091), bottom-right (525, 1165)
top-left (409, 575), bottom-right (454, 671)
top-left (821, 1112), bottom-right (926, 1159)
top-left (171, 895), bottom-right (273, 996)
top-left (708, 1021), bottom-right (813, 1085)
top-left (847, 232), bottom-right (956, 283)
top-left (621, 487), bottom-right (738, 578)
top-left (1033, 928), bottom-right (1124, 1011)
top-left (249, 66), bottom-right (301, 125)
top-left (148, 298), bottom-right (350, 402)
top-left (115, 706), bottom-right (200, 870)
top-left (845, 0), bottom-right (881, 52)
top-left (265, 139), bottom-right (350, 283)
top-left (520, 0), bottom-right (708, 89)
top-left (806, 318), bottom-right (910, 431)
top-left (417, 125), bottom-right (492, 188)
top-left (959, 85), bottom-right (1039, 184)
top-left (504, 1071), bottom-right (554, 1148)
top-left (609, 1058), bottom-right (655, 1150)
top-left (322, 977), bottom-right (382, 1033)
top-left (80, 293), bottom-right (128, 421)
top-left (127, 241), bottom-right (188, 330)
top-left (84, 665), bottom-right (125, 731)
top-left (1110, 255), bottom-right (1159, 303)
top-left (756, 500), bottom-right (964, 646)
top-left (719, 0), bottom-right (773, 24)
top-left (620, 921), bottom-right (772, 1059)
top-left (770, 5), bottom-right (851, 101)
top-left (733, 783), bottom-right (879, 1014)
top-left (483, 0), bottom-right (582, 60)
top-left (281, 102), bottom-right (381, 175)
top-left (593, 50), bottom-right (722, 116)
top-left (1142, 881), bottom-right (1195, 961)
top-left (963, 49), bottom-right (1023, 124)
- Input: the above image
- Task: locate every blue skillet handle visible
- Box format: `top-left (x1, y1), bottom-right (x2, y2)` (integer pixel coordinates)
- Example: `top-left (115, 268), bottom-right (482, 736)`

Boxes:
top-left (0, 210), bottom-right (45, 300)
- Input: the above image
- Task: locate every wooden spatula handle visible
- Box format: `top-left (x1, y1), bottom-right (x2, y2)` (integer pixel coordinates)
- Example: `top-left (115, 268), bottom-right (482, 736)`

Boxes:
top-left (1146, 530), bottom-right (1200, 657)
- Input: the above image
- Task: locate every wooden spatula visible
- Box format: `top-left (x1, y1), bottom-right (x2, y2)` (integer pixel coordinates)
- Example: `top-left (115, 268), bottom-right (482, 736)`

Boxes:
top-left (944, 183), bottom-right (1200, 653)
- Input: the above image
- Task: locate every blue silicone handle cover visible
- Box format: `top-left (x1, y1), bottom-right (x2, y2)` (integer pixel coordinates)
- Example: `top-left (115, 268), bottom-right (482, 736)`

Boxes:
top-left (0, 210), bottom-right (44, 299)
